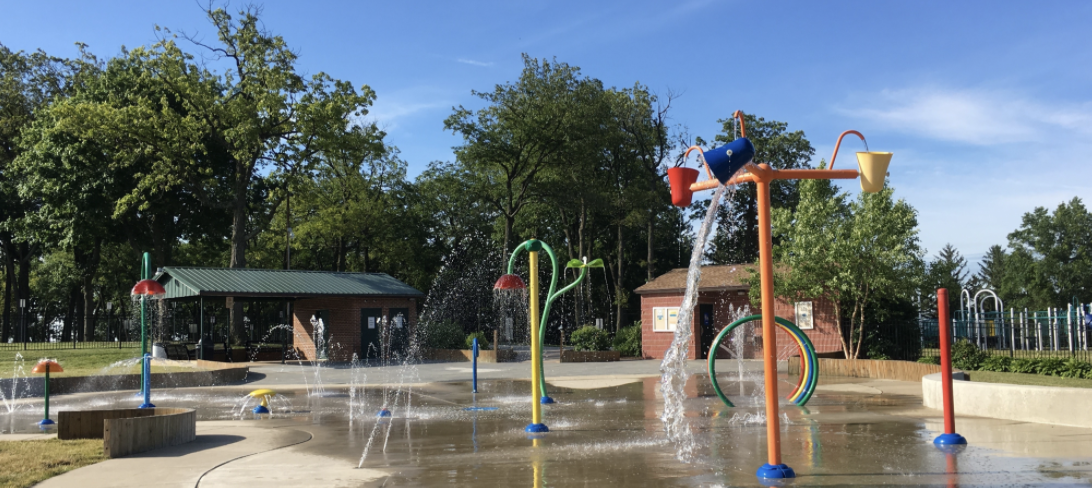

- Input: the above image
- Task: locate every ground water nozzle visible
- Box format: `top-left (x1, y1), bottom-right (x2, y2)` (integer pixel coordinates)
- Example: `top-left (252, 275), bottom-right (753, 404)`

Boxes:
top-left (249, 389), bottom-right (276, 414)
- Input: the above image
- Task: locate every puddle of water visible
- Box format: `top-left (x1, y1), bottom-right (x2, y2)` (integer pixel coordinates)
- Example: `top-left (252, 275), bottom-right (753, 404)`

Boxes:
top-left (2, 375), bottom-right (1091, 486)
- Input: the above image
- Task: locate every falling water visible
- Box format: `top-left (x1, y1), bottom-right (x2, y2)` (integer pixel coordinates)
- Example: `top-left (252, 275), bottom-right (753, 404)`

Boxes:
top-left (659, 183), bottom-right (731, 462)
top-left (1, 353), bottom-right (28, 414)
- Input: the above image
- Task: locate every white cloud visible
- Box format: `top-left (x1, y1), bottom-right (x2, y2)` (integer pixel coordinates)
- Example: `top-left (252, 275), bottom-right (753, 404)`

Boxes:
top-left (839, 87), bottom-right (1092, 145)
top-left (456, 58), bottom-right (493, 67)
top-left (363, 87), bottom-right (452, 132)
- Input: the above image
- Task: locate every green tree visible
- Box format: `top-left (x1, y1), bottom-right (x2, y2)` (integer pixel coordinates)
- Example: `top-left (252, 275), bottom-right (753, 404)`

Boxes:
top-left (444, 55), bottom-right (599, 256)
top-left (1007, 198), bottom-right (1092, 307)
top-left (762, 170), bottom-right (923, 359)
top-left (922, 244), bottom-right (968, 314)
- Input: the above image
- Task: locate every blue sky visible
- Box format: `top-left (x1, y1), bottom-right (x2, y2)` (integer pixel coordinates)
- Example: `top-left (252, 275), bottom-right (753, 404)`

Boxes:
top-left (3, 1), bottom-right (1090, 267)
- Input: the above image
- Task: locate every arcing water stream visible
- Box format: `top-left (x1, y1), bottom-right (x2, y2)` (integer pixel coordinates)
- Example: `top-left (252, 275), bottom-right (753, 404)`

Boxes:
top-left (658, 183), bottom-right (732, 462)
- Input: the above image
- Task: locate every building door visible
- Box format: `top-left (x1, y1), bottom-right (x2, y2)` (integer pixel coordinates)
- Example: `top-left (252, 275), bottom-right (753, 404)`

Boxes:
top-left (360, 308), bottom-right (383, 360)
top-left (316, 309), bottom-right (331, 360)
top-left (389, 308), bottom-right (410, 359)
top-left (699, 304), bottom-right (716, 359)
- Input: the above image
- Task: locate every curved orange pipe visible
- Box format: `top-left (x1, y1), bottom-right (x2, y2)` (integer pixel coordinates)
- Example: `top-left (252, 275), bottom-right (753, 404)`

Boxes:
top-left (828, 130), bottom-right (865, 170)
top-left (732, 110), bottom-right (747, 138)
top-left (683, 145), bottom-right (714, 181)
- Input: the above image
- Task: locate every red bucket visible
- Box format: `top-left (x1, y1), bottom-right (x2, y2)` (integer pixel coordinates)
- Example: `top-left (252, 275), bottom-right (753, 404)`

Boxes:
top-left (668, 167), bottom-right (699, 207)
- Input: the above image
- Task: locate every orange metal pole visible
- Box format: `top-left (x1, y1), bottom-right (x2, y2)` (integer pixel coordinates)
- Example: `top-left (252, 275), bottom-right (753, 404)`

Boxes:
top-left (756, 176), bottom-right (782, 466)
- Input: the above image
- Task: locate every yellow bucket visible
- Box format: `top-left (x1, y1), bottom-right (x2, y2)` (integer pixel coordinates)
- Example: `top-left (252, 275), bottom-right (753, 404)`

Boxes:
top-left (856, 152), bottom-right (892, 193)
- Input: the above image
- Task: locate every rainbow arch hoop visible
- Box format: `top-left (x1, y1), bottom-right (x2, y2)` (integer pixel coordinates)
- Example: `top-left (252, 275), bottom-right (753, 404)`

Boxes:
top-left (708, 314), bottom-right (818, 408)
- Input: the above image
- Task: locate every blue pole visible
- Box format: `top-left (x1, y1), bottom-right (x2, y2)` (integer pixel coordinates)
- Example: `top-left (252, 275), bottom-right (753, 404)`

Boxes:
top-left (472, 337), bottom-right (479, 393)
top-left (139, 353), bottom-right (155, 409)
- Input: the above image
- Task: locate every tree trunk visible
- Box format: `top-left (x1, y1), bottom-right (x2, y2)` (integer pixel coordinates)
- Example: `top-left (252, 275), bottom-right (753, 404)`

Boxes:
top-left (82, 238), bottom-right (102, 341)
top-left (2, 240), bottom-right (12, 342)
top-left (229, 170), bottom-right (249, 346)
top-left (503, 213), bottom-right (515, 269)
top-left (615, 223), bottom-right (623, 332)
top-left (17, 242), bottom-right (30, 338)
top-left (647, 212), bottom-right (654, 282)
top-left (62, 288), bottom-right (77, 342)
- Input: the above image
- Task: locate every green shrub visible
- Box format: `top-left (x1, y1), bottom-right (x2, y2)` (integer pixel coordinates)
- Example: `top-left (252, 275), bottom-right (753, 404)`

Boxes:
top-left (424, 320), bottom-right (465, 350)
top-left (1035, 358), bottom-right (1066, 376)
top-left (569, 325), bottom-right (611, 352)
top-left (917, 356), bottom-right (940, 365)
top-left (466, 331), bottom-right (491, 350)
top-left (979, 355), bottom-right (1012, 372)
top-left (950, 339), bottom-right (987, 371)
top-left (612, 322), bottom-right (642, 357)
top-left (1010, 358), bottom-right (1039, 374)
top-left (1059, 359), bottom-right (1092, 378)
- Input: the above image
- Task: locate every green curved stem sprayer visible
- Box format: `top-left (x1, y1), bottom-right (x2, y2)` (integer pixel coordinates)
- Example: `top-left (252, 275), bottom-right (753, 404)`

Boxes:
top-left (507, 239), bottom-right (591, 400)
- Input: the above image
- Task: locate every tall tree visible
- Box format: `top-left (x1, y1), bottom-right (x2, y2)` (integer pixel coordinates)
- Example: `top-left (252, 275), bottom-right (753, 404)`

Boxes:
top-left (1007, 197), bottom-right (1092, 307)
top-left (922, 243), bottom-right (968, 314)
top-left (444, 55), bottom-right (598, 257)
top-left (706, 114), bottom-right (814, 264)
top-left (0, 44), bottom-right (88, 341)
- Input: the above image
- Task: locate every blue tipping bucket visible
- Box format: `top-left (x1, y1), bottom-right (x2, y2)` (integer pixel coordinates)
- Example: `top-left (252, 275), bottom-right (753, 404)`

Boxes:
top-left (703, 137), bottom-right (754, 184)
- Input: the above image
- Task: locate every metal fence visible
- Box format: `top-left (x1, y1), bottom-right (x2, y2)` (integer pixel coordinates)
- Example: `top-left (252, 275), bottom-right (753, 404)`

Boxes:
top-left (1, 299), bottom-right (294, 351)
top-left (865, 304), bottom-right (1092, 363)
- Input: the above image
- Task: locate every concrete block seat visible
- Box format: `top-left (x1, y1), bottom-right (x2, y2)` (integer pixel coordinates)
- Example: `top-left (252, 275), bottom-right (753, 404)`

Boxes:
top-left (58, 407), bottom-right (196, 458)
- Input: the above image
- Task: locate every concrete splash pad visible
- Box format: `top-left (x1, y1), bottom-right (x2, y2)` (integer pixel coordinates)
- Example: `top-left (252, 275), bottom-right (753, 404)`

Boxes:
top-left (8, 374), bottom-right (1092, 487)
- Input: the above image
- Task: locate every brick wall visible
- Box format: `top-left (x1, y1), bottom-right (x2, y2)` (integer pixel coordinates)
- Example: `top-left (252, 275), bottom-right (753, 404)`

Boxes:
top-left (640, 290), bottom-right (842, 360)
top-left (293, 296), bottom-right (419, 361)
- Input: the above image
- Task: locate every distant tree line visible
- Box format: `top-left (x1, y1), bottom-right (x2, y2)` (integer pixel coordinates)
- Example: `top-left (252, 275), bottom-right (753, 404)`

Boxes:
top-left (2, 6), bottom-right (1085, 350)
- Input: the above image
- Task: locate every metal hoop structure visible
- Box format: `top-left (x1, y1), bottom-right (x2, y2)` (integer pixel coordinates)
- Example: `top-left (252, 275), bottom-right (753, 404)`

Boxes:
top-left (708, 314), bottom-right (819, 408)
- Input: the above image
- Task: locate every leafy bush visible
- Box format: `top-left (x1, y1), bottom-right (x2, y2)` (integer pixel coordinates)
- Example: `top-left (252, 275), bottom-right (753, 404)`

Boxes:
top-left (950, 339), bottom-right (987, 371)
top-left (1059, 359), bottom-right (1092, 378)
top-left (1010, 358), bottom-right (1039, 374)
top-left (612, 322), bottom-right (642, 357)
top-left (1035, 358), bottom-right (1066, 376)
top-left (917, 356), bottom-right (940, 365)
top-left (466, 331), bottom-right (491, 350)
top-left (424, 320), bottom-right (465, 350)
top-left (569, 326), bottom-right (611, 352)
top-left (979, 355), bottom-right (1012, 372)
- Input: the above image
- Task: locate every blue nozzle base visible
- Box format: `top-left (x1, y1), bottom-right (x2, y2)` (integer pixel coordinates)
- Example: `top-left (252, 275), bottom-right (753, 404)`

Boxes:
top-left (377, 409), bottom-right (392, 418)
top-left (539, 396), bottom-right (555, 404)
top-left (252, 405), bottom-right (270, 414)
top-left (37, 419), bottom-right (55, 426)
top-left (138, 403), bottom-right (156, 409)
top-left (756, 463), bottom-right (796, 480)
top-left (934, 432), bottom-right (967, 446)
top-left (525, 423), bottom-right (549, 433)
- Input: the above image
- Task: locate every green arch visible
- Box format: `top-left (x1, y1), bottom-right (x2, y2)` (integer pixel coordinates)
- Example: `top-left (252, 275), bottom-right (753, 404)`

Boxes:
top-left (707, 314), bottom-right (818, 408)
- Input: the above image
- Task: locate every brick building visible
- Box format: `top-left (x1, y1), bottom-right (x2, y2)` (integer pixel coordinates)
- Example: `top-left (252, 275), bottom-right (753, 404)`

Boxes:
top-left (155, 267), bottom-right (424, 361)
top-left (634, 265), bottom-right (842, 360)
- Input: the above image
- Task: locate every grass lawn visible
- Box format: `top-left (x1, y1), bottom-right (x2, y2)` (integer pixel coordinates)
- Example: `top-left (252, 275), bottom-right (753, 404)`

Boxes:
top-left (968, 370), bottom-right (1092, 389)
top-left (0, 348), bottom-right (192, 378)
top-left (0, 439), bottom-right (106, 488)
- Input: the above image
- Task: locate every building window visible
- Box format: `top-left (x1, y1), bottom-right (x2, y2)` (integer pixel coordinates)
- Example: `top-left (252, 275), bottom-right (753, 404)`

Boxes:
top-left (653, 307), bottom-right (680, 332)
top-left (794, 301), bottom-right (814, 330)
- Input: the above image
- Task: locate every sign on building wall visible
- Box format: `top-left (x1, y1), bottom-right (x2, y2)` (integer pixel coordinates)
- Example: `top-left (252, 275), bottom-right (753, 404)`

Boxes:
top-left (794, 301), bottom-right (814, 330)
top-left (653, 307), bottom-right (680, 332)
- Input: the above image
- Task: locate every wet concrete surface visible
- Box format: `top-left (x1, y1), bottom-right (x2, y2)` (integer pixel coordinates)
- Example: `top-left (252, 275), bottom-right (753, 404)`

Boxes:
top-left (7, 369), bottom-right (1092, 487)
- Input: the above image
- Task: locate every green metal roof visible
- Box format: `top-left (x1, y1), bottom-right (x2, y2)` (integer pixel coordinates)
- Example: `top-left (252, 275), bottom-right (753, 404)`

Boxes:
top-left (154, 266), bottom-right (424, 299)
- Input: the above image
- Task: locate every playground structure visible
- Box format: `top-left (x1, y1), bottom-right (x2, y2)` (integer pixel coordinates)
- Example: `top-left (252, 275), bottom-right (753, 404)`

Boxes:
top-left (669, 111), bottom-right (892, 479)
top-left (131, 253), bottom-right (166, 409)
top-left (493, 238), bottom-right (602, 432)
top-left (32, 359), bottom-right (62, 426)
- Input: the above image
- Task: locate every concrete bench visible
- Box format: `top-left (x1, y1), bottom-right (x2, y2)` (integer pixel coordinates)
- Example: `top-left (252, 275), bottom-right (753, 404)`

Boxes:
top-left (57, 407), bottom-right (196, 458)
